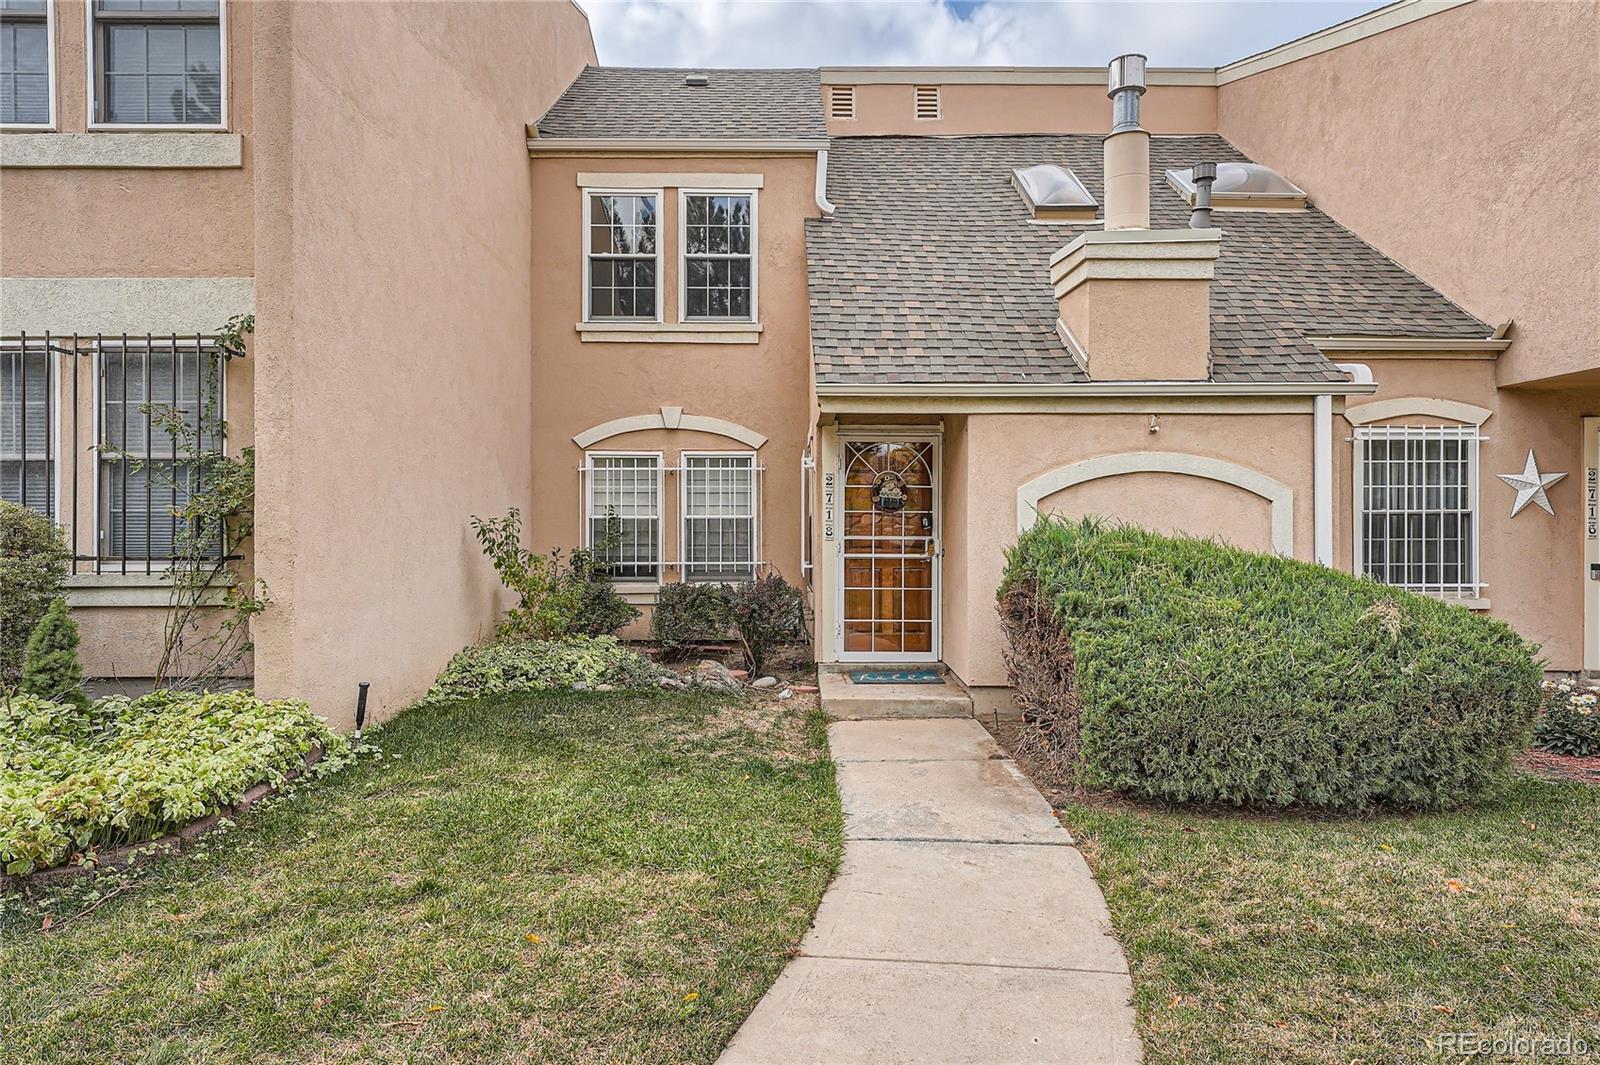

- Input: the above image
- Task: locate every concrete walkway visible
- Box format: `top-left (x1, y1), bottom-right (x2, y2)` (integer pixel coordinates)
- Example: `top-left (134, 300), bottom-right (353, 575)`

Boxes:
top-left (719, 718), bottom-right (1142, 1065)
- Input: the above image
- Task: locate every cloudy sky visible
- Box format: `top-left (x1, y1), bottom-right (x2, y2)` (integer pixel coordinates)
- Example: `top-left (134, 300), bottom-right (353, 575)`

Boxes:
top-left (582, 0), bottom-right (1388, 69)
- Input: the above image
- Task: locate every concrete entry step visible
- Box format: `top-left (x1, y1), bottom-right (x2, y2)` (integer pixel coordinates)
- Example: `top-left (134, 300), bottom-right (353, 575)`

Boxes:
top-left (818, 668), bottom-right (973, 721)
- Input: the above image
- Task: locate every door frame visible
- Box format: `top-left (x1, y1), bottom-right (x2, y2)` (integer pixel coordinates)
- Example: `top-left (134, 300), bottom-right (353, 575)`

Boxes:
top-left (833, 429), bottom-right (943, 663)
top-left (1585, 417), bottom-right (1599, 672)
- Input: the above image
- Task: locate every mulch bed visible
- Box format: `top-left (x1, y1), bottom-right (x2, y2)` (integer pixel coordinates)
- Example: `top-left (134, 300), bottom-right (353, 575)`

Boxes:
top-left (1515, 748), bottom-right (1600, 785)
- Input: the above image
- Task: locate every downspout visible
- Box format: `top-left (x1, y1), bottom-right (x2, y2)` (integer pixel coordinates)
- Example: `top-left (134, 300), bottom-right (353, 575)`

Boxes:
top-left (815, 148), bottom-right (836, 216)
top-left (1316, 362), bottom-right (1376, 568)
top-left (1313, 394), bottom-right (1333, 566)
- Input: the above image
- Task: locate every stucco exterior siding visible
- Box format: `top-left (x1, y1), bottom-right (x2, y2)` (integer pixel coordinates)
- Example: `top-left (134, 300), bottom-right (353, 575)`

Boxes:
top-left (1216, 0), bottom-right (1600, 389)
top-left (825, 81), bottom-right (1217, 137)
top-left (527, 152), bottom-right (819, 603)
top-left (247, 0), bottom-right (595, 727)
top-left (1341, 359), bottom-right (1597, 670)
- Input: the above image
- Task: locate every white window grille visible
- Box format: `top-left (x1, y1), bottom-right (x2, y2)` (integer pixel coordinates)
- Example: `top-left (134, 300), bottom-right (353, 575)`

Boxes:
top-left (91, 0), bottom-right (224, 127)
top-left (680, 191), bottom-right (755, 321)
top-left (586, 452), bottom-right (662, 581)
top-left (914, 84), bottom-right (940, 121)
top-left (0, 338), bottom-right (55, 517)
top-left (682, 452), bottom-right (756, 582)
top-left (1354, 425), bottom-right (1481, 597)
top-left (584, 191), bottom-right (659, 321)
top-left (1, 0), bottom-right (51, 127)
top-left (828, 84), bottom-right (855, 120)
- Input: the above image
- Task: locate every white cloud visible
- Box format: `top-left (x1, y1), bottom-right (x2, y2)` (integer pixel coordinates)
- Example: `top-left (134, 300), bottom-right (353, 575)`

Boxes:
top-left (582, 0), bottom-right (1385, 69)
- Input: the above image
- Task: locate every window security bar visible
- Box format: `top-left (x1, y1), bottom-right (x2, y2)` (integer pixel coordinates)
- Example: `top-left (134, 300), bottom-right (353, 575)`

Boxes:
top-left (0, 332), bottom-right (239, 576)
top-left (1352, 424), bottom-right (1484, 599)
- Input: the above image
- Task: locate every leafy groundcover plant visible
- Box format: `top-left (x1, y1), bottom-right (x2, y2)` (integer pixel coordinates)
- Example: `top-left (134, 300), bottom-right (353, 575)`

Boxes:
top-left (1, 690), bottom-right (350, 876)
top-left (422, 635), bottom-right (669, 704)
top-left (1535, 679), bottom-right (1600, 756)
top-left (1000, 517), bottom-right (1543, 811)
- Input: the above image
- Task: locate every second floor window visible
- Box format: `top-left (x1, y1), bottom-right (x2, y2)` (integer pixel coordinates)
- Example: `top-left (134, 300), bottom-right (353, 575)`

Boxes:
top-left (682, 192), bottom-right (754, 321)
top-left (92, 0), bottom-right (222, 127)
top-left (0, 0), bottom-right (50, 126)
top-left (585, 192), bottom-right (658, 321)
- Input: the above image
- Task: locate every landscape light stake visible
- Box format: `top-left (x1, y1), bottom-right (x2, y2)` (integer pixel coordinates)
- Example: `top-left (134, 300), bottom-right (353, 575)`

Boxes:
top-left (355, 682), bottom-right (370, 738)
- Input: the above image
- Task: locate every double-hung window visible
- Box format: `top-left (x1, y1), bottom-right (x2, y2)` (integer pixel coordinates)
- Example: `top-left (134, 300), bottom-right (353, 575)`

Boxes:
top-left (90, 0), bottom-right (223, 127)
top-left (0, 339), bottom-right (54, 517)
top-left (0, 0), bottom-right (51, 127)
top-left (1354, 425), bottom-right (1480, 597)
top-left (681, 192), bottom-right (754, 321)
top-left (586, 453), bottom-right (661, 581)
top-left (683, 453), bottom-right (756, 582)
top-left (585, 192), bottom-right (659, 321)
top-left (99, 339), bottom-right (222, 561)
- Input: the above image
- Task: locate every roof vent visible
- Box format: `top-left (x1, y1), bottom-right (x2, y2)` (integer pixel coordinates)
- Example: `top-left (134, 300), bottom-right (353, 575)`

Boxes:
top-left (1167, 162), bottom-right (1306, 210)
top-left (684, 73), bottom-right (710, 87)
top-left (1012, 164), bottom-right (1098, 221)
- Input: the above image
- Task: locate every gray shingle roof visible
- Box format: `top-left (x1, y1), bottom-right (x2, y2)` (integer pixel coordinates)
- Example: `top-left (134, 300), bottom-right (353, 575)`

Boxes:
top-left (536, 67), bottom-right (827, 140)
top-left (807, 134), bottom-right (1489, 387)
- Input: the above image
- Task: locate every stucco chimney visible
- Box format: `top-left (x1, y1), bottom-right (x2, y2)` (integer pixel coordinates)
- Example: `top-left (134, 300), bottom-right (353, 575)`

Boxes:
top-left (1051, 61), bottom-right (1221, 382)
top-left (1103, 54), bottom-right (1149, 231)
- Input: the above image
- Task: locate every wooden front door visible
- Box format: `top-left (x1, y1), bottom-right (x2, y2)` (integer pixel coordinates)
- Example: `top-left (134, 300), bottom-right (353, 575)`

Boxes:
top-left (839, 439), bottom-right (938, 660)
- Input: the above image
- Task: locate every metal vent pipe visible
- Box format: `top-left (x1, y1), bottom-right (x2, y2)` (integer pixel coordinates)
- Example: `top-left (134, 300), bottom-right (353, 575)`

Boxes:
top-left (1108, 54), bottom-right (1147, 132)
top-left (1190, 161), bottom-right (1217, 228)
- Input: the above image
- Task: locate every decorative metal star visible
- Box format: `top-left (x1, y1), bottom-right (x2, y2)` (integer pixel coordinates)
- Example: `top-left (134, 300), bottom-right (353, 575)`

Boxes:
top-left (1497, 449), bottom-right (1567, 517)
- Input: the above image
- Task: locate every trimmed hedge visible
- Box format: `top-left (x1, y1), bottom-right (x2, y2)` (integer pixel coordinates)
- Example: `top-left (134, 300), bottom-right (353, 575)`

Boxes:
top-left (1000, 518), bottom-right (1542, 811)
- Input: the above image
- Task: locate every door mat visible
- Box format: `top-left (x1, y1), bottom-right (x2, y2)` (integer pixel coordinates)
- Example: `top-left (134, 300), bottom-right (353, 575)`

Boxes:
top-left (849, 670), bottom-right (944, 685)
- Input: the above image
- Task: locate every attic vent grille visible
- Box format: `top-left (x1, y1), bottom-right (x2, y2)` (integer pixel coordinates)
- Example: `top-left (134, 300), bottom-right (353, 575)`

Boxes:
top-left (914, 85), bottom-right (940, 121)
top-left (829, 85), bottom-right (856, 121)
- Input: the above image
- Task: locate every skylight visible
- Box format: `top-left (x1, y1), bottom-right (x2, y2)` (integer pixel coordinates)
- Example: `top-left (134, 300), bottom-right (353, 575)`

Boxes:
top-left (1167, 162), bottom-right (1307, 210)
top-left (1012, 164), bottom-right (1098, 221)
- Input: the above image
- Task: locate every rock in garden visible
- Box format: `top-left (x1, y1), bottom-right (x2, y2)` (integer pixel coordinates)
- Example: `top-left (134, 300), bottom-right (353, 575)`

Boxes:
top-left (690, 660), bottom-right (743, 690)
top-left (752, 676), bottom-right (778, 689)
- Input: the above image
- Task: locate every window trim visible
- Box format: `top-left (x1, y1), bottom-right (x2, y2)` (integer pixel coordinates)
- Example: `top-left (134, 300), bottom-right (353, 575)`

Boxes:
top-left (0, 0), bottom-right (55, 130)
top-left (92, 335), bottom-right (227, 564)
top-left (676, 187), bottom-right (758, 326)
top-left (581, 187), bottom-right (663, 325)
top-left (680, 449), bottom-right (759, 584)
top-left (85, 0), bottom-right (229, 132)
top-left (584, 449), bottom-right (664, 585)
top-left (1351, 423), bottom-right (1483, 599)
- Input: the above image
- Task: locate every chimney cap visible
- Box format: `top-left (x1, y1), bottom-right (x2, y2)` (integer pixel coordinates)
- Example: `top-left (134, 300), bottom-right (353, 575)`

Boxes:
top-left (1191, 161), bottom-right (1217, 182)
top-left (1107, 54), bottom-right (1147, 97)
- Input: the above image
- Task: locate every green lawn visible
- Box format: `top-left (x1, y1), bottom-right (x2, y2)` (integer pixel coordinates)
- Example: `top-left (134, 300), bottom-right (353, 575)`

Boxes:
top-left (1063, 777), bottom-right (1600, 1064)
top-left (1, 689), bottom-right (842, 1064)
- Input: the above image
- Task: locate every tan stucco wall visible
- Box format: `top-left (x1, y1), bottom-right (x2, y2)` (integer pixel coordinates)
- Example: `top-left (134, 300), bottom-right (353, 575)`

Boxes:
top-left (1340, 358), bottom-right (1599, 669)
top-left (527, 152), bottom-right (819, 603)
top-left (0, 0), bottom-right (255, 277)
top-left (250, 0), bottom-right (595, 727)
top-left (1059, 276), bottom-right (1211, 380)
top-left (942, 410), bottom-right (1316, 690)
top-left (828, 82), bottom-right (1216, 136)
top-left (1216, 0), bottom-right (1600, 388)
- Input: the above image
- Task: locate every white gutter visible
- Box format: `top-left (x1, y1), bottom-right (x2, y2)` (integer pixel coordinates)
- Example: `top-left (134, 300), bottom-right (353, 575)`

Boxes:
top-left (1308, 335), bottom-right (1511, 353)
top-left (814, 379), bottom-right (1378, 398)
top-left (528, 136), bottom-right (831, 155)
top-left (815, 148), bottom-right (836, 216)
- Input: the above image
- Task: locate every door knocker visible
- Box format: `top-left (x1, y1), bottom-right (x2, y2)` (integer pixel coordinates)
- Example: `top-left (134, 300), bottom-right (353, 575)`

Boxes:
top-left (872, 470), bottom-right (908, 512)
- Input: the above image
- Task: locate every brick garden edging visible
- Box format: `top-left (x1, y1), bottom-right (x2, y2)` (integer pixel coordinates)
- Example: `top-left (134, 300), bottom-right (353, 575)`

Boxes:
top-left (2, 742), bottom-right (325, 892)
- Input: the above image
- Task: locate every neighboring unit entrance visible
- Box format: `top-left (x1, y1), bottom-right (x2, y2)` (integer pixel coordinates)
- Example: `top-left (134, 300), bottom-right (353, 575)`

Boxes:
top-left (839, 439), bottom-right (939, 660)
